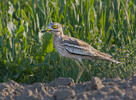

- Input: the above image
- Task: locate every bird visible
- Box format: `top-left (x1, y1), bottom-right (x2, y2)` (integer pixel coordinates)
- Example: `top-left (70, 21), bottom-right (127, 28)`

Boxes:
top-left (41, 22), bottom-right (120, 83)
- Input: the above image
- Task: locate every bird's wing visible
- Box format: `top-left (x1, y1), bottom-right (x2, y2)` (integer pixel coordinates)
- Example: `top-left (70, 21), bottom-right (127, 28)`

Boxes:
top-left (63, 36), bottom-right (96, 56)
top-left (63, 35), bottom-right (112, 58)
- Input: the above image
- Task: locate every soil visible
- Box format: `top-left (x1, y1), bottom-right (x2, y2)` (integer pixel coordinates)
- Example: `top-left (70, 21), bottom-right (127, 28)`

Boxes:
top-left (0, 75), bottom-right (136, 100)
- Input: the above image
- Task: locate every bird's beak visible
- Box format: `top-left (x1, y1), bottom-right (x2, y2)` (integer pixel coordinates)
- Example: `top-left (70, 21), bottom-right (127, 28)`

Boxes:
top-left (41, 29), bottom-right (52, 33)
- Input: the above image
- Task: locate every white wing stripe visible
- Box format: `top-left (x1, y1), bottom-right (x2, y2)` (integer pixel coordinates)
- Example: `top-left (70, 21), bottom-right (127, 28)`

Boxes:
top-left (63, 43), bottom-right (88, 50)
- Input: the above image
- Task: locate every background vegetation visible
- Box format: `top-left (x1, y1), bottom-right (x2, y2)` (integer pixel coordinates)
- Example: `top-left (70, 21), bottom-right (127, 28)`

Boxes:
top-left (0, 0), bottom-right (136, 84)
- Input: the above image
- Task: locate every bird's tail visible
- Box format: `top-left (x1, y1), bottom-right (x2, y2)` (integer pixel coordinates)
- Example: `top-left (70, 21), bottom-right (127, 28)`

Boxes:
top-left (106, 58), bottom-right (121, 64)
top-left (95, 51), bottom-right (121, 64)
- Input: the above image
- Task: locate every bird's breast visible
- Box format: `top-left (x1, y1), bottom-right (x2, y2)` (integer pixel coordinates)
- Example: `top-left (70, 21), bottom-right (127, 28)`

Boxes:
top-left (53, 36), bottom-right (67, 57)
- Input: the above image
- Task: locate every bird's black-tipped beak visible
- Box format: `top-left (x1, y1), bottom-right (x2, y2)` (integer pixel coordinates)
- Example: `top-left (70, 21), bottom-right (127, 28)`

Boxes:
top-left (41, 29), bottom-right (52, 33)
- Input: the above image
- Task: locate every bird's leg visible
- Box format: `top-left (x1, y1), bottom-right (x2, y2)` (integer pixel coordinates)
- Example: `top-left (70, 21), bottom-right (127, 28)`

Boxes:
top-left (75, 60), bottom-right (85, 84)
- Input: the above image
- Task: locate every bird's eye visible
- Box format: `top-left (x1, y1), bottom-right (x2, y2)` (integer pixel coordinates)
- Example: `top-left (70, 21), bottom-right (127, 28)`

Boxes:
top-left (51, 25), bottom-right (58, 29)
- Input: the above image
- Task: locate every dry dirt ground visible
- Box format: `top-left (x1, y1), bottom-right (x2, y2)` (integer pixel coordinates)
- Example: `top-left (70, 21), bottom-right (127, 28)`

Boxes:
top-left (0, 75), bottom-right (136, 100)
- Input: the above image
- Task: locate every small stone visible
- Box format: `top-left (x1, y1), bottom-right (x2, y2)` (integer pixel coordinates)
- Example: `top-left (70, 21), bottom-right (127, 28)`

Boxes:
top-left (111, 85), bottom-right (125, 96)
top-left (54, 89), bottom-right (75, 100)
top-left (49, 77), bottom-right (75, 87)
top-left (77, 93), bottom-right (88, 100)
top-left (124, 89), bottom-right (135, 100)
top-left (91, 77), bottom-right (104, 90)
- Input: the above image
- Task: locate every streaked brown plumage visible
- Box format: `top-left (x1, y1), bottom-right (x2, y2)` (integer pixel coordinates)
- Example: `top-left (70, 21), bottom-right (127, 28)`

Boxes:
top-left (41, 22), bottom-right (120, 83)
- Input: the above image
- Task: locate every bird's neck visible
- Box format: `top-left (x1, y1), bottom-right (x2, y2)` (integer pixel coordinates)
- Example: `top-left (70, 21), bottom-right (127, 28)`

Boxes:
top-left (53, 27), bottom-right (65, 44)
top-left (53, 30), bottom-right (64, 37)
top-left (53, 32), bottom-right (64, 48)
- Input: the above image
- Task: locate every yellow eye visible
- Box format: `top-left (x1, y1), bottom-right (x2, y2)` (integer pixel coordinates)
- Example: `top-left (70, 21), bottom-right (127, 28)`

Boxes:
top-left (52, 25), bottom-right (58, 29)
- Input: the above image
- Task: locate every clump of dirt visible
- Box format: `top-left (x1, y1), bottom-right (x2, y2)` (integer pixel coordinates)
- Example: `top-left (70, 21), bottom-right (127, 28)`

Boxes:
top-left (0, 75), bottom-right (136, 100)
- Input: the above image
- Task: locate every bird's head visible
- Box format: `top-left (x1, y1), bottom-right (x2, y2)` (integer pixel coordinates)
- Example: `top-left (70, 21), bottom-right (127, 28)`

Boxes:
top-left (41, 22), bottom-right (63, 35)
